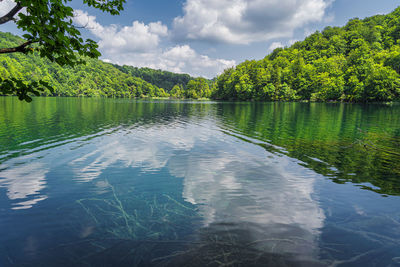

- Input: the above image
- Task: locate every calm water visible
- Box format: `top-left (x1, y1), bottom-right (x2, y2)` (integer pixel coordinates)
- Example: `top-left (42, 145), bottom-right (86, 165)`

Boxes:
top-left (0, 97), bottom-right (400, 266)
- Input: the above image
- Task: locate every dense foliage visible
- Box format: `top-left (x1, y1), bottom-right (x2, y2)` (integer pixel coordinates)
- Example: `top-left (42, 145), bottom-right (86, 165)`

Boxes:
top-left (0, 32), bottom-right (170, 98)
top-left (3, 6), bottom-right (400, 102)
top-left (112, 65), bottom-right (214, 99)
top-left (0, 32), bottom-right (212, 99)
top-left (113, 65), bottom-right (193, 92)
top-left (0, 0), bottom-right (126, 101)
top-left (213, 7), bottom-right (400, 102)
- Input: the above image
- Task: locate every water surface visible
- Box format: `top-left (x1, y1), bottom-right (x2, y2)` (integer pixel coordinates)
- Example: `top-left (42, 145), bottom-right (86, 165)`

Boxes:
top-left (0, 97), bottom-right (400, 266)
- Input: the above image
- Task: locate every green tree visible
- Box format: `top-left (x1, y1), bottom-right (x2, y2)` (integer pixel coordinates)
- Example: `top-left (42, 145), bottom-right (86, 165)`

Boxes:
top-left (0, 32), bottom-right (172, 99)
top-left (114, 65), bottom-right (194, 92)
top-left (212, 6), bottom-right (400, 102)
top-left (0, 0), bottom-right (125, 101)
top-left (185, 78), bottom-right (210, 99)
top-left (170, 84), bottom-right (184, 98)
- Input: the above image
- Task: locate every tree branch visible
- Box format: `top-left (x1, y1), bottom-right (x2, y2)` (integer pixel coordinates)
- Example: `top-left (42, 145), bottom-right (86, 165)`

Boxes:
top-left (0, 40), bottom-right (34, 54)
top-left (0, 2), bottom-right (23, 25)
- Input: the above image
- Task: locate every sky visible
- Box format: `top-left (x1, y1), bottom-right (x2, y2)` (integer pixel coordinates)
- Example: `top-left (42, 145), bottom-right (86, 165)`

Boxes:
top-left (0, 0), bottom-right (399, 78)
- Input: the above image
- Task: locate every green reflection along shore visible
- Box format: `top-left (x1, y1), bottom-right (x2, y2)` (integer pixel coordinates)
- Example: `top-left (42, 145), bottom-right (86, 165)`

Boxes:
top-left (0, 97), bottom-right (399, 196)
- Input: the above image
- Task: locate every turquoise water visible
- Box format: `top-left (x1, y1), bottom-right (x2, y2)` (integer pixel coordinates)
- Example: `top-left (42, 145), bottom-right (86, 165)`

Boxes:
top-left (0, 97), bottom-right (400, 266)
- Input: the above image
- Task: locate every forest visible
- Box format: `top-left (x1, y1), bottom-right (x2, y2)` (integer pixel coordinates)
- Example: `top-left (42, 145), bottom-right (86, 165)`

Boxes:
top-left (112, 65), bottom-right (192, 92)
top-left (1, 7), bottom-right (400, 102)
top-left (213, 7), bottom-right (400, 102)
top-left (0, 32), bottom-right (212, 99)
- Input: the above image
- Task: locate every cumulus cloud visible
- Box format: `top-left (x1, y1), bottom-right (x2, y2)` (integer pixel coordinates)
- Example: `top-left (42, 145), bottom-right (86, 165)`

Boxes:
top-left (172, 0), bottom-right (333, 44)
top-left (268, 39), bottom-right (300, 52)
top-left (73, 10), bottom-right (235, 78)
top-left (108, 45), bottom-right (235, 78)
top-left (268, 41), bottom-right (284, 51)
top-left (74, 10), bottom-right (167, 53)
top-left (0, 0), bottom-right (16, 17)
top-left (288, 39), bottom-right (299, 46)
top-left (0, 0), bottom-right (26, 19)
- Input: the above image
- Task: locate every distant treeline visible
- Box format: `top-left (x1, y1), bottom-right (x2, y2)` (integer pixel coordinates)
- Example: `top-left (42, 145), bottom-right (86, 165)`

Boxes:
top-left (0, 31), bottom-right (213, 99)
top-left (213, 7), bottom-right (400, 102)
top-left (2, 7), bottom-right (400, 102)
top-left (112, 65), bottom-right (192, 92)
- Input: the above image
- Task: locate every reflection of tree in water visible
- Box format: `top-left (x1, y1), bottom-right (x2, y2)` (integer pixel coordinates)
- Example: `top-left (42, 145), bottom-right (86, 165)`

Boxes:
top-left (4, 100), bottom-right (400, 266)
top-left (349, 128), bottom-right (400, 195)
top-left (394, 128), bottom-right (400, 139)
top-left (216, 103), bottom-right (400, 196)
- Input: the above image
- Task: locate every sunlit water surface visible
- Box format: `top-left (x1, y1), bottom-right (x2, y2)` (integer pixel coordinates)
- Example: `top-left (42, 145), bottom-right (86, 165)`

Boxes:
top-left (0, 97), bottom-right (400, 266)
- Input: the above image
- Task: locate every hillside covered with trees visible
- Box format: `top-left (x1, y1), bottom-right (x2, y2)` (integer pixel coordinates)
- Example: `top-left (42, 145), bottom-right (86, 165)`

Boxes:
top-left (213, 7), bottom-right (400, 102)
top-left (113, 65), bottom-right (193, 92)
top-left (0, 32), bottom-right (211, 99)
top-left (2, 7), bottom-right (400, 102)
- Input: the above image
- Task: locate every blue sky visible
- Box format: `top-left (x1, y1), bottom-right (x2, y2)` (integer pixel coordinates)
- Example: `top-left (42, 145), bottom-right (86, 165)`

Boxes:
top-left (1, 0), bottom-right (399, 78)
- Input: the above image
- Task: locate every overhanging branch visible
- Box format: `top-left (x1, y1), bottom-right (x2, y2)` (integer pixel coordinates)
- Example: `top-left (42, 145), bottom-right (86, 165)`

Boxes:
top-left (0, 2), bottom-right (23, 25)
top-left (0, 40), bottom-right (34, 54)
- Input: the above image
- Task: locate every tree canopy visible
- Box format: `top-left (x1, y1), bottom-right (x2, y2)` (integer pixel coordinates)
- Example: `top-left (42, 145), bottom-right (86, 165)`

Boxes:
top-left (113, 65), bottom-right (193, 92)
top-left (0, 32), bottom-right (171, 98)
top-left (0, 31), bottom-right (207, 99)
top-left (2, 4), bottom-right (400, 102)
top-left (0, 0), bottom-right (125, 101)
top-left (213, 7), bottom-right (400, 102)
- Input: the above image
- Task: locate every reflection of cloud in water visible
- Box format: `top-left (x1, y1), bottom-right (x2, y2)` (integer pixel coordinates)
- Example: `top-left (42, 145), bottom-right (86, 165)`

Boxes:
top-left (167, 132), bottom-right (325, 261)
top-left (0, 123), bottom-right (201, 210)
top-left (71, 125), bottom-right (198, 181)
top-left (0, 120), bottom-right (325, 262)
top-left (0, 162), bottom-right (48, 210)
top-left (69, 122), bottom-right (324, 233)
top-left (170, 150), bottom-right (325, 231)
top-left (71, 122), bottom-right (325, 260)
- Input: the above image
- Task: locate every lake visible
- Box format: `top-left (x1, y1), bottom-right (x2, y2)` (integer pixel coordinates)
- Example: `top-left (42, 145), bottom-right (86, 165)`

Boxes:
top-left (0, 97), bottom-right (399, 266)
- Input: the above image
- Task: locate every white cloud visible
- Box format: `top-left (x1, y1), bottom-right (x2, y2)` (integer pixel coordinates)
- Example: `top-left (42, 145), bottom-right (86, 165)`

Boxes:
top-left (172, 0), bottom-right (333, 44)
top-left (288, 39), bottom-right (299, 46)
top-left (73, 10), bottom-right (235, 78)
top-left (108, 45), bottom-right (235, 78)
top-left (0, 0), bottom-right (27, 19)
top-left (268, 41), bottom-right (284, 51)
top-left (304, 27), bottom-right (318, 37)
top-left (0, 0), bottom-right (16, 17)
top-left (324, 12), bottom-right (335, 23)
top-left (268, 39), bottom-right (300, 52)
top-left (73, 10), bottom-right (167, 53)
